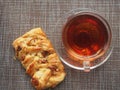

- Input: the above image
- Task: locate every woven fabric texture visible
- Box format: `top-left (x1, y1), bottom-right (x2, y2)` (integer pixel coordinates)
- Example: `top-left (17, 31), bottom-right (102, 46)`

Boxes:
top-left (0, 0), bottom-right (120, 90)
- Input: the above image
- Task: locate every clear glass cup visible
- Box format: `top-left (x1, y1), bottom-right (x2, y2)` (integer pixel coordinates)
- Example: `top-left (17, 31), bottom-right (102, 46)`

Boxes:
top-left (53, 8), bottom-right (113, 72)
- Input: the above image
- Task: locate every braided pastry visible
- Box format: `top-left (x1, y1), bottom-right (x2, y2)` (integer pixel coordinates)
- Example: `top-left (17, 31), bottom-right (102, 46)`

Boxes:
top-left (12, 28), bottom-right (66, 90)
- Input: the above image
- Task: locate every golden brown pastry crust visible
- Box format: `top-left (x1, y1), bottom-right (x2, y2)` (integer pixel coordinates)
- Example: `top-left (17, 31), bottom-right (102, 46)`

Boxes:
top-left (12, 28), bottom-right (66, 90)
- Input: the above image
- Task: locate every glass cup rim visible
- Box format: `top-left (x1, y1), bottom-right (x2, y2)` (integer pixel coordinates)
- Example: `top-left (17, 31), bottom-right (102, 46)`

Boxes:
top-left (55, 8), bottom-right (114, 71)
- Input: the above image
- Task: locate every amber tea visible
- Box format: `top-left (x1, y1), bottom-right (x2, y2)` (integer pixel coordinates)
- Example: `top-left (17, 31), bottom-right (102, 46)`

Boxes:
top-left (62, 14), bottom-right (109, 60)
top-left (55, 9), bottom-right (113, 71)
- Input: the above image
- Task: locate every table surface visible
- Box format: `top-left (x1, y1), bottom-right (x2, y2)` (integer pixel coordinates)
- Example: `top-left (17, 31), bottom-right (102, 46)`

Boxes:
top-left (0, 0), bottom-right (120, 90)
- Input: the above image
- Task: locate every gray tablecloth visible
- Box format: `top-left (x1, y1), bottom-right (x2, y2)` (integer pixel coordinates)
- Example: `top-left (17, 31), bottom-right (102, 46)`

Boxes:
top-left (0, 0), bottom-right (120, 90)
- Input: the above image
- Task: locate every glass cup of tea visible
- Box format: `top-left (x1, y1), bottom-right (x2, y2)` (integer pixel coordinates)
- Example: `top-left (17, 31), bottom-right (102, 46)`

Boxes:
top-left (54, 8), bottom-right (113, 72)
